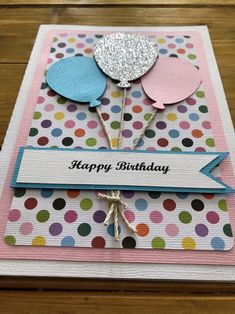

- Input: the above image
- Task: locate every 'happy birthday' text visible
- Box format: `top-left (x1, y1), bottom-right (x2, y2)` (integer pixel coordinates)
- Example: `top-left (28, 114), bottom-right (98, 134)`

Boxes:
top-left (69, 160), bottom-right (170, 174)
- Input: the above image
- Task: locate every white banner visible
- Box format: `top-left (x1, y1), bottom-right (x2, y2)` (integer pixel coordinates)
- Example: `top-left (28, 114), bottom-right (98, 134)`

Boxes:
top-left (11, 147), bottom-right (233, 194)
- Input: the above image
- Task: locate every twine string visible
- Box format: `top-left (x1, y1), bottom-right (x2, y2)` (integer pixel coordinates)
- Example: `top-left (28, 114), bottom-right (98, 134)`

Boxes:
top-left (96, 105), bottom-right (158, 240)
top-left (96, 104), bottom-right (158, 240)
top-left (132, 108), bottom-right (158, 150)
top-left (98, 192), bottom-right (128, 210)
top-left (117, 87), bottom-right (127, 149)
top-left (96, 107), bottom-right (112, 148)
top-left (96, 102), bottom-right (136, 241)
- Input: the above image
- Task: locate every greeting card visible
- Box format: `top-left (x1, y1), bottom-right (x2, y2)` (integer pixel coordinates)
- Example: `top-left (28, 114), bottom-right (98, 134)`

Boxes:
top-left (1, 25), bottom-right (235, 281)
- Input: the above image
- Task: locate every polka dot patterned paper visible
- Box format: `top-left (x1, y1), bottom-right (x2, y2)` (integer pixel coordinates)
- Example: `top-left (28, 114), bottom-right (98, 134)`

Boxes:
top-left (4, 32), bottom-right (233, 251)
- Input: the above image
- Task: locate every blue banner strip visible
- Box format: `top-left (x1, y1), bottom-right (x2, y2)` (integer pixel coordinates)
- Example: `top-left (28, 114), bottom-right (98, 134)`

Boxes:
top-left (11, 147), bottom-right (235, 194)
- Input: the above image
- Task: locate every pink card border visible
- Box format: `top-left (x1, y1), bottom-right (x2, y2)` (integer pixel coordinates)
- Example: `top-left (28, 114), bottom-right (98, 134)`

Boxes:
top-left (1, 28), bottom-right (235, 265)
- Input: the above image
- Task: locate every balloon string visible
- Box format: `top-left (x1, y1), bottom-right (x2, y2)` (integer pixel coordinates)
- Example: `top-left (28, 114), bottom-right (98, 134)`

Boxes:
top-left (117, 87), bottom-right (127, 149)
top-left (96, 107), bottom-right (112, 149)
top-left (96, 106), bottom-right (136, 241)
top-left (132, 108), bottom-right (158, 150)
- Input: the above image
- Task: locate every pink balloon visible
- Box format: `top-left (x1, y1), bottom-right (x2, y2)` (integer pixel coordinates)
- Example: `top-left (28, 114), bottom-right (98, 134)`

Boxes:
top-left (141, 57), bottom-right (201, 109)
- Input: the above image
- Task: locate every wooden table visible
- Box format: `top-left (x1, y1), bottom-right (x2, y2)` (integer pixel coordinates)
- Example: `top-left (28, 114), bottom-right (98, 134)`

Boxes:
top-left (1, 1), bottom-right (235, 313)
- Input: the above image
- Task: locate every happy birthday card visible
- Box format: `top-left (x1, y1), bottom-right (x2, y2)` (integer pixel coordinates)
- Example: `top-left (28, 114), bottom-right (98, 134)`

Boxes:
top-left (1, 25), bottom-right (235, 281)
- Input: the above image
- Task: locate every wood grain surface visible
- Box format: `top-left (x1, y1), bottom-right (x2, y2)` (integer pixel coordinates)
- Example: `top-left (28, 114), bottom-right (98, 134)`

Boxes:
top-left (0, 0), bottom-right (235, 313)
top-left (1, 291), bottom-right (235, 314)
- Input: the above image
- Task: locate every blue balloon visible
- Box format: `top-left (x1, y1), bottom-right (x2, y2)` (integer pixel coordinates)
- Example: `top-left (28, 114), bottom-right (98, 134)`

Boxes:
top-left (46, 56), bottom-right (107, 107)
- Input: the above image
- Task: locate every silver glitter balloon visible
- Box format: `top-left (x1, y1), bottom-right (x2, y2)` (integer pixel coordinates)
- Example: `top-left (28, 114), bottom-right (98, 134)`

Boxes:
top-left (94, 32), bottom-right (158, 88)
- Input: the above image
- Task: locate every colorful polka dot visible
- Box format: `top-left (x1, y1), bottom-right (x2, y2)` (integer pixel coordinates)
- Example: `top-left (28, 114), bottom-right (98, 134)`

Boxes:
top-left (111, 90), bottom-right (121, 98)
top-left (132, 105), bottom-right (142, 113)
top-left (182, 237), bottom-right (196, 249)
top-left (195, 224), bottom-right (208, 237)
top-left (145, 129), bottom-right (155, 138)
top-left (136, 223), bottom-right (149, 237)
top-left (223, 224), bottom-right (232, 237)
top-left (57, 96), bottom-right (66, 104)
top-left (36, 210), bottom-right (50, 223)
top-left (61, 236), bottom-right (75, 247)
top-left (29, 128), bottom-right (38, 137)
top-left (8, 209), bottom-right (21, 222)
top-left (211, 237), bottom-right (225, 250)
top-left (20, 222), bottom-right (33, 235)
top-left (123, 210), bottom-right (135, 223)
top-left (122, 191), bottom-right (135, 198)
top-left (167, 113), bottom-right (177, 121)
top-left (51, 128), bottom-right (62, 137)
top-left (64, 210), bottom-right (78, 223)
top-left (188, 54), bottom-right (196, 60)
top-left (156, 121), bottom-right (166, 129)
top-left (65, 120), bottom-right (75, 128)
top-left (87, 120), bottom-right (98, 129)
top-left (107, 223), bottom-right (121, 237)
top-left (54, 112), bottom-right (64, 120)
top-left (182, 138), bottom-right (193, 147)
top-left (206, 211), bottom-right (219, 224)
top-left (196, 91), bottom-right (205, 98)
top-left (76, 112), bottom-right (87, 120)
top-left (179, 211), bottom-right (192, 224)
top-left (33, 111), bottom-right (42, 120)
top-left (152, 237), bottom-right (165, 249)
top-left (157, 138), bottom-right (169, 147)
top-left (62, 137), bottom-right (73, 146)
top-left (74, 128), bottom-right (86, 137)
top-left (67, 104), bottom-right (77, 112)
top-left (49, 223), bottom-right (63, 236)
top-left (110, 121), bottom-right (120, 129)
top-left (158, 38), bottom-right (166, 44)
top-left (32, 236), bottom-right (46, 246)
top-left (92, 236), bottom-right (105, 248)
top-left (218, 199), bottom-right (227, 212)
top-left (93, 210), bottom-right (106, 223)
top-left (122, 236), bottom-right (136, 248)
top-left (86, 137), bottom-right (97, 147)
top-left (186, 97), bottom-right (196, 105)
top-left (199, 105), bottom-right (208, 113)
top-left (148, 191), bottom-right (161, 199)
top-left (175, 38), bottom-right (184, 43)
top-left (5, 235), bottom-right (16, 245)
top-left (44, 104), bottom-right (55, 112)
top-left (68, 37), bottom-right (76, 43)
top-left (159, 48), bottom-right (168, 54)
top-left (166, 224), bottom-right (179, 237)
top-left (80, 198), bottom-right (93, 210)
top-left (179, 121), bottom-right (190, 129)
top-left (163, 199), bottom-right (176, 211)
top-left (135, 199), bottom-right (148, 211)
top-left (189, 113), bottom-right (199, 121)
top-left (37, 136), bottom-right (49, 146)
top-left (24, 198), bottom-right (37, 210)
top-left (133, 121), bottom-right (143, 130)
top-left (191, 199), bottom-right (204, 211)
top-left (14, 189), bottom-right (26, 198)
top-left (132, 91), bottom-right (142, 98)
top-left (150, 211), bottom-right (163, 224)
top-left (192, 129), bottom-right (203, 138)
top-left (202, 121), bottom-right (211, 129)
top-left (168, 129), bottom-right (180, 138)
top-left (111, 138), bottom-right (119, 147)
top-left (67, 190), bottom-right (80, 198)
top-left (53, 198), bottom-right (66, 210)
top-left (206, 138), bottom-right (215, 147)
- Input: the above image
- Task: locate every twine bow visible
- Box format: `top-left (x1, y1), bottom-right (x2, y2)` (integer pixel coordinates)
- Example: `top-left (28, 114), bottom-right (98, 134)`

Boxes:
top-left (98, 191), bottom-right (136, 240)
